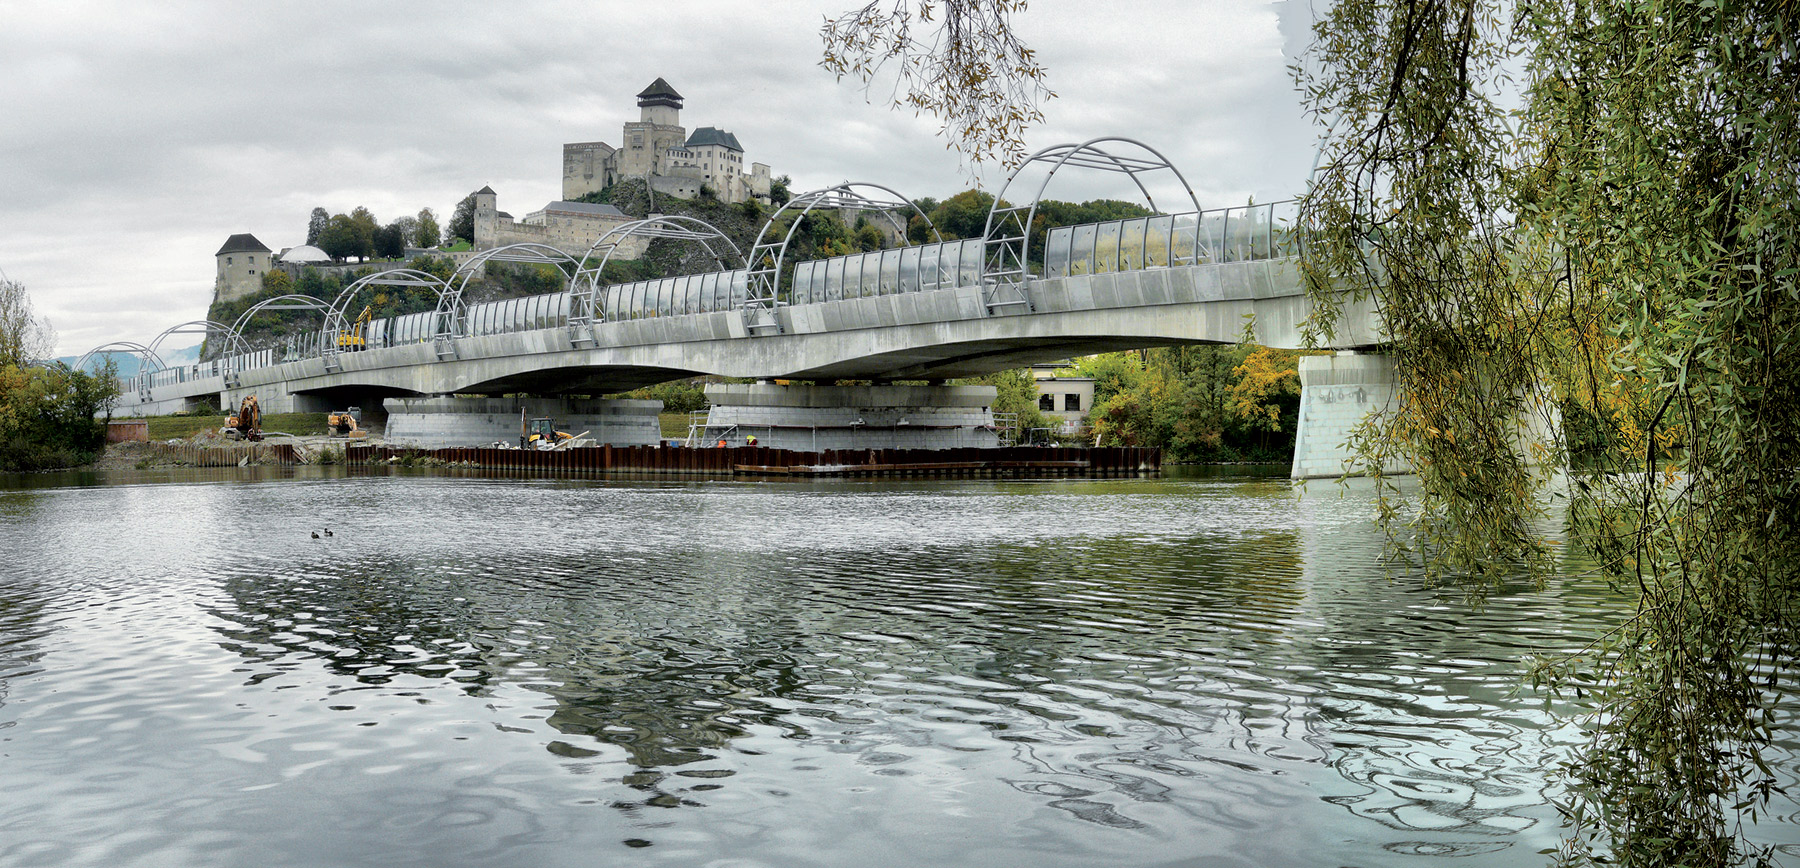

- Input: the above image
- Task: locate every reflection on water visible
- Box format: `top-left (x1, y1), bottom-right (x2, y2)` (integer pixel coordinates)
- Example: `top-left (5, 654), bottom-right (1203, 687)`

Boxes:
top-left (0, 467), bottom-right (1792, 866)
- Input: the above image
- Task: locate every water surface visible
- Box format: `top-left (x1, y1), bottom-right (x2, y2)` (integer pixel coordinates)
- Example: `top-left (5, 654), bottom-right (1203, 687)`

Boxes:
top-left (0, 467), bottom-right (1791, 866)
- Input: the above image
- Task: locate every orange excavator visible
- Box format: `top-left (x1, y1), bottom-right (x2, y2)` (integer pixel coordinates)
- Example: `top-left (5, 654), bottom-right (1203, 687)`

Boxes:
top-left (327, 408), bottom-right (366, 439)
top-left (223, 395), bottom-right (263, 441)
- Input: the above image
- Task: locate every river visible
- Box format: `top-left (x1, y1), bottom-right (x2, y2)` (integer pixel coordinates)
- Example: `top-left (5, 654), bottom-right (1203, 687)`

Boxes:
top-left (0, 467), bottom-right (1793, 867)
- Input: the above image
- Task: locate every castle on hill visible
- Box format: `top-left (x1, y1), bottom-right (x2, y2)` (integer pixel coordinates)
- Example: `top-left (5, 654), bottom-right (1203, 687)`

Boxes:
top-left (561, 77), bottom-right (772, 205)
top-left (475, 77), bottom-right (772, 255)
top-left (212, 78), bottom-right (769, 305)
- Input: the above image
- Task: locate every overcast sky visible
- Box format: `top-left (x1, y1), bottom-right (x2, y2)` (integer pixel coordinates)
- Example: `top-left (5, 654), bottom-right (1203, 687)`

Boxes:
top-left (1, 0), bottom-right (1321, 357)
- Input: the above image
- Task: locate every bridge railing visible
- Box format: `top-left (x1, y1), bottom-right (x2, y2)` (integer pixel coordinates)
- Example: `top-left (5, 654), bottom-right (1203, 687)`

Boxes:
top-left (1042, 200), bottom-right (1299, 280)
top-left (787, 238), bottom-right (986, 305)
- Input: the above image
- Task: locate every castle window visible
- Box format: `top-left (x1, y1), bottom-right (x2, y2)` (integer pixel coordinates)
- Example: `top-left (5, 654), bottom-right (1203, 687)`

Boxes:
top-left (226, 256), bottom-right (233, 265)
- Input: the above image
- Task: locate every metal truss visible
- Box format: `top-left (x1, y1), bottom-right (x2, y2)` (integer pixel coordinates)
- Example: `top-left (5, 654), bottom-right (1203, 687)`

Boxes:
top-left (568, 216), bottom-right (743, 346)
top-left (742, 183), bottom-right (940, 335)
top-left (981, 137), bottom-right (1201, 314)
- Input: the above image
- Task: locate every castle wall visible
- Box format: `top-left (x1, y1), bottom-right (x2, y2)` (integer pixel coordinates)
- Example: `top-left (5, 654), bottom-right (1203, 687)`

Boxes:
top-left (562, 141), bottom-right (616, 200)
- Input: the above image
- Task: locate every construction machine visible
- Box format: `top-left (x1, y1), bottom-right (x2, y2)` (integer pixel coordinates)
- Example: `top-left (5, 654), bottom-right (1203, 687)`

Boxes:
top-left (337, 305), bottom-right (373, 350)
top-left (327, 408), bottom-right (366, 439)
top-left (520, 415), bottom-right (575, 449)
top-left (223, 395), bottom-right (263, 441)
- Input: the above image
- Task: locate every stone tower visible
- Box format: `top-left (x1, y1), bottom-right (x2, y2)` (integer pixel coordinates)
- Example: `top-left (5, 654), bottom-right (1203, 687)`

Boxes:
top-left (214, 233), bottom-right (271, 303)
top-left (617, 78), bottom-right (688, 181)
top-left (472, 185), bottom-right (498, 249)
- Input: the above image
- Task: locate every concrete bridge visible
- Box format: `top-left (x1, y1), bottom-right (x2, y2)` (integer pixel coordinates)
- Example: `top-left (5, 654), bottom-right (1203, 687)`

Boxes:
top-left (86, 139), bottom-right (1397, 476)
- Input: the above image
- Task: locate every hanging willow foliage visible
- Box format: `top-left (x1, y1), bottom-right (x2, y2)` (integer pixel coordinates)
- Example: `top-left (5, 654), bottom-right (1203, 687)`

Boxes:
top-left (1299, 0), bottom-right (1800, 863)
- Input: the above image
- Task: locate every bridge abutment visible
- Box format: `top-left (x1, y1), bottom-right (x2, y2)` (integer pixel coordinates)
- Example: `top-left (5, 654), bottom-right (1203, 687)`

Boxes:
top-left (383, 396), bottom-right (663, 448)
top-left (698, 383), bottom-right (1001, 450)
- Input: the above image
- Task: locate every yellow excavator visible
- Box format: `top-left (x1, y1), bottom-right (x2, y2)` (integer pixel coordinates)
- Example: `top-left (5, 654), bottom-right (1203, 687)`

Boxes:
top-left (223, 395), bottom-right (263, 441)
top-left (337, 305), bottom-right (373, 350)
top-left (521, 415), bottom-right (575, 449)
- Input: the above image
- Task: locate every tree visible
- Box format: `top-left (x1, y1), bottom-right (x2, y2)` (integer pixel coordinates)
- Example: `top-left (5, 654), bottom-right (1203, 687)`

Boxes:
top-left (448, 195), bottom-right (476, 245)
top-left (415, 207), bottom-right (441, 249)
top-left (315, 214), bottom-right (362, 263)
top-left (0, 274), bottom-right (55, 368)
top-left (1292, 0), bottom-right (1800, 863)
top-left (821, 0), bottom-right (1054, 170)
top-left (390, 216), bottom-right (420, 249)
top-left (0, 276), bottom-right (114, 470)
top-left (374, 222), bottom-right (407, 260)
top-left (305, 207), bottom-right (330, 246)
top-left (348, 207), bottom-right (379, 261)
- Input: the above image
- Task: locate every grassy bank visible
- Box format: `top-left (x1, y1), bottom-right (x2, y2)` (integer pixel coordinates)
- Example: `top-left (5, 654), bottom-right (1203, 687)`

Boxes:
top-left (145, 412), bottom-right (331, 440)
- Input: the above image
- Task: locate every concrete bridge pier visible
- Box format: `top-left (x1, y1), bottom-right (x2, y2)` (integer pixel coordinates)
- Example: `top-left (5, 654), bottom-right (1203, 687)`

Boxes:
top-left (382, 396), bottom-right (663, 448)
top-left (1289, 352), bottom-right (1562, 480)
top-left (1290, 353), bottom-right (1407, 479)
top-left (699, 383), bottom-right (1002, 450)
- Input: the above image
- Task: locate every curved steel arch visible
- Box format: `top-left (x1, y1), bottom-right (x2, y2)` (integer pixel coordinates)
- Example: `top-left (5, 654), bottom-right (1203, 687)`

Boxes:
top-left (568, 216), bottom-right (745, 339)
top-left (741, 182), bottom-right (942, 334)
top-left (443, 243), bottom-right (583, 350)
top-left (229, 293), bottom-right (333, 340)
top-left (148, 320), bottom-right (246, 366)
top-left (980, 137), bottom-right (1202, 313)
top-left (321, 268), bottom-right (452, 368)
top-left (74, 341), bottom-right (163, 379)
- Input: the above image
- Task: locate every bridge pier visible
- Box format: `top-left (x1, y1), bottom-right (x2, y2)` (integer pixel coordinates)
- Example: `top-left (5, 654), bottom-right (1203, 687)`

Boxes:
top-left (1289, 352), bottom-right (1562, 479)
top-left (1290, 353), bottom-right (1407, 479)
top-left (698, 383), bottom-right (1001, 450)
top-left (382, 396), bottom-right (663, 448)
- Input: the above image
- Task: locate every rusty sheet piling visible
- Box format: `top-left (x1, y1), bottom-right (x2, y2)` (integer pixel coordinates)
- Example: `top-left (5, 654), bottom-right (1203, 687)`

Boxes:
top-left (346, 445), bottom-right (1160, 478)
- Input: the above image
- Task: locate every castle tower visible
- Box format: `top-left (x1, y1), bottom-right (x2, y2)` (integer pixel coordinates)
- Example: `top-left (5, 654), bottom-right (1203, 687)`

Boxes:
top-left (618, 78), bottom-right (688, 181)
top-left (637, 77), bottom-right (683, 125)
top-left (472, 185), bottom-right (498, 249)
top-left (214, 233), bottom-right (271, 303)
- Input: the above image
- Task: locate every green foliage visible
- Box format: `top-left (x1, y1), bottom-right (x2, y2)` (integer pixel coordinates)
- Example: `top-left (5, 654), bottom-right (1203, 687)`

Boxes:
top-left (610, 378), bottom-right (710, 415)
top-left (306, 207), bottom-right (329, 246)
top-left (448, 194), bottom-right (476, 245)
top-left (967, 367), bottom-right (1046, 433)
top-left (1299, 0), bottom-right (1800, 862)
top-left (0, 362), bottom-right (117, 471)
top-left (374, 223), bottom-right (406, 260)
top-left (415, 207), bottom-right (441, 249)
top-left (1075, 347), bottom-right (1305, 462)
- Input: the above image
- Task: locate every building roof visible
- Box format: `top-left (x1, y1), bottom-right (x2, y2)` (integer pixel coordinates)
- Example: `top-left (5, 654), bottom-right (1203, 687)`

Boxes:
top-left (215, 233), bottom-right (270, 256)
top-left (543, 201), bottom-right (629, 218)
top-left (475, 185), bottom-right (496, 195)
top-left (685, 127), bottom-right (743, 152)
top-left (636, 77), bottom-right (683, 108)
top-left (279, 244), bottom-right (330, 263)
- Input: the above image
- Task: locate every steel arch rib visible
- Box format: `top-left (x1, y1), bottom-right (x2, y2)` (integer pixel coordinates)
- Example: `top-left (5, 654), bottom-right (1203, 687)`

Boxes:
top-left (979, 137), bottom-right (1203, 313)
top-left (74, 341), bottom-right (163, 376)
top-left (744, 182), bottom-right (942, 313)
top-left (571, 216), bottom-right (745, 326)
top-left (322, 268), bottom-right (452, 355)
top-left (148, 320), bottom-right (246, 364)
